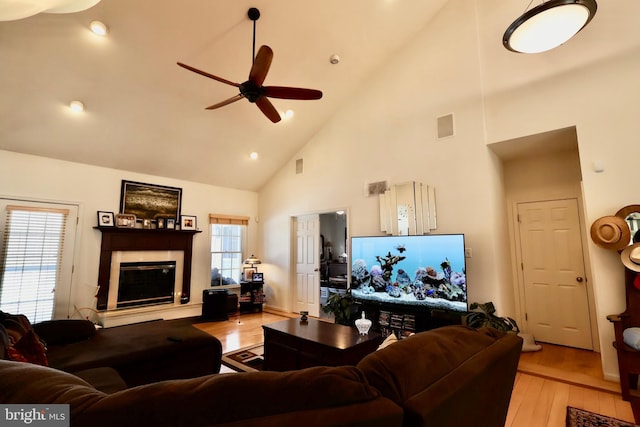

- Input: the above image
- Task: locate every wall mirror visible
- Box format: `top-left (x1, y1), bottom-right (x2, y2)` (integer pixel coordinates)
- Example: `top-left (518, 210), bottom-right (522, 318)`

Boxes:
top-left (379, 181), bottom-right (436, 235)
top-left (616, 204), bottom-right (640, 244)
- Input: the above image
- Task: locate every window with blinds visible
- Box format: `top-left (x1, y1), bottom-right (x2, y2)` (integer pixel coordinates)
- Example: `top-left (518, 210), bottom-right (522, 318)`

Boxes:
top-left (209, 214), bottom-right (248, 286)
top-left (0, 206), bottom-right (69, 323)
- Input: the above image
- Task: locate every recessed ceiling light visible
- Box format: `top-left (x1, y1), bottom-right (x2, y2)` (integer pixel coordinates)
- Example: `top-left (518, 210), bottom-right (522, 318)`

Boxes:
top-left (283, 109), bottom-right (294, 120)
top-left (90, 20), bottom-right (108, 36)
top-left (69, 100), bottom-right (84, 112)
top-left (249, 152), bottom-right (259, 160)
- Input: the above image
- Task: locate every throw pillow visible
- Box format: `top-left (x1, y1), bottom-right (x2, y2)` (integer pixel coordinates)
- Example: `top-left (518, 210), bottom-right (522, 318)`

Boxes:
top-left (3, 315), bottom-right (48, 366)
top-left (623, 327), bottom-right (640, 350)
top-left (377, 332), bottom-right (398, 350)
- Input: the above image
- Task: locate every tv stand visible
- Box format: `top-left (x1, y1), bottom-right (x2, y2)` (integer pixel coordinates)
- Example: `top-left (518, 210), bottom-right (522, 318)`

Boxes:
top-left (355, 299), bottom-right (465, 338)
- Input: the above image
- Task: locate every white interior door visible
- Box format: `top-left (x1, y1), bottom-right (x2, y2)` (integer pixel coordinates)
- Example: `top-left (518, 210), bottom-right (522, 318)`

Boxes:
top-left (294, 214), bottom-right (320, 317)
top-left (517, 199), bottom-right (593, 350)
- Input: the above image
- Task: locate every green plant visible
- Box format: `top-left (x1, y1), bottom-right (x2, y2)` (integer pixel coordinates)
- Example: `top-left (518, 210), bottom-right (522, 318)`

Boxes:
top-left (322, 290), bottom-right (356, 326)
top-left (464, 301), bottom-right (519, 333)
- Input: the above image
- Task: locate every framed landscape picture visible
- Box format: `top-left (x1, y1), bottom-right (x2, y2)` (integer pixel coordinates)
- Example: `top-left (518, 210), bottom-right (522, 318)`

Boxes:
top-left (120, 180), bottom-right (182, 221)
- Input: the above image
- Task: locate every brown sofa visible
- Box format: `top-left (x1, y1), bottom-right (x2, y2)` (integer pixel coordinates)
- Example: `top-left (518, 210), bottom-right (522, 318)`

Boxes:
top-left (0, 312), bottom-right (222, 389)
top-left (0, 324), bottom-right (522, 427)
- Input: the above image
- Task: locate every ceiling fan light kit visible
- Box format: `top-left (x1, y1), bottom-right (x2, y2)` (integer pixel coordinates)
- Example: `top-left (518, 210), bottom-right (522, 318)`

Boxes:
top-left (178, 8), bottom-right (323, 123)
top-left (503, 0), bottom-right (597, 54)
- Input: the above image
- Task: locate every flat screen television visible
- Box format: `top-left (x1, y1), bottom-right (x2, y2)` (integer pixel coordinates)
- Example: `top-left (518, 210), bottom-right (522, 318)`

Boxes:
top-left (350, 234), bottom-right (467, 313)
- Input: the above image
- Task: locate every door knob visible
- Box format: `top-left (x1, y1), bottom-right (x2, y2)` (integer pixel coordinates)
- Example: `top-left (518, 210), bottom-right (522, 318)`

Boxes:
top-left (576, 277), bottom-right (584, 282)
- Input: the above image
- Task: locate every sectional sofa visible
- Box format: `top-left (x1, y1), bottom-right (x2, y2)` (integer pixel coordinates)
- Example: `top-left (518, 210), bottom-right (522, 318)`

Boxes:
top-left (1, 318), bottom-right (522, 427)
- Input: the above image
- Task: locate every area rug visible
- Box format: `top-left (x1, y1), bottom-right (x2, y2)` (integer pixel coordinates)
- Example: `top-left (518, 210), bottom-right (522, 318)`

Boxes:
top-left (221, 344), bottom-right (264, 372)
top-left (566, 406), bottom-right (638, 427)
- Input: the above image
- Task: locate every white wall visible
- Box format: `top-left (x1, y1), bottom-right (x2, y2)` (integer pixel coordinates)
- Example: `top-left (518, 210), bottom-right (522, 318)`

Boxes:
top-left (258, 0), bottom-right (640, 382)
top-left (0, 150), bottom-right (258, 318)
top-left (259, 1), bottom-right (511, 315)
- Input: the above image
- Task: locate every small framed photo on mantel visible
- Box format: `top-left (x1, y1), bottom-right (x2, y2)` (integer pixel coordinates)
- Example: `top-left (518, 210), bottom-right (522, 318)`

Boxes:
top-left (115, 213), bottom-right (136, 228)
top-left (180, 215), bottom-right (197, 231)
top-left (97, 211), bottom-right (115, 227)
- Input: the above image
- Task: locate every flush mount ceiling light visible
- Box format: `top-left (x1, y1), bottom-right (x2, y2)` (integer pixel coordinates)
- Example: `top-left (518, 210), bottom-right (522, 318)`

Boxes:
top-left (503, 0), bottom-right (597, 54)
top-left (0, 0), bottom-right (102, 21)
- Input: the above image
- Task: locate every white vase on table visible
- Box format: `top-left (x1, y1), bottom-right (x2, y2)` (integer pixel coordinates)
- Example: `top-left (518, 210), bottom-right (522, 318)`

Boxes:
top-left (355, 311), bottom-right (372, 335)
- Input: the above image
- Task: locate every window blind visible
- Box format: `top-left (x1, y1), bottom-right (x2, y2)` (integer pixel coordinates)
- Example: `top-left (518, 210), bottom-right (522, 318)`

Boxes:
top-left (0, 205), bottom-right (69, 322)
top-left (209, 214), bottom-right (249, 225)
top-left (209, 214), bottom-right (248, 284)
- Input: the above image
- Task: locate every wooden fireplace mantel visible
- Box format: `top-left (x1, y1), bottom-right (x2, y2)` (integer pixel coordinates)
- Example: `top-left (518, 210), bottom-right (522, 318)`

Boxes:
top-left (94, 227), bottom-right (201, 310)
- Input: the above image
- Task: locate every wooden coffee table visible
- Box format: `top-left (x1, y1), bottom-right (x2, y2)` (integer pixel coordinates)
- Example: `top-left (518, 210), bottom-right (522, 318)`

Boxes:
top-left (262, 317), bottom-right (381, 371)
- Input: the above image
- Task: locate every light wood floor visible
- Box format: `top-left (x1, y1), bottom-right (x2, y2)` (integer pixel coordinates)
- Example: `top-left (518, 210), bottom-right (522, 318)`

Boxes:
top-left (194, 311), bottom-right (636, 426)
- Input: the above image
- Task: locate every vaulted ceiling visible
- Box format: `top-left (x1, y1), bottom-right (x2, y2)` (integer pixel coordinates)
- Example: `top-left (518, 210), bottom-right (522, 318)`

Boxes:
top-left (1, 1), bottom-right (637, 191)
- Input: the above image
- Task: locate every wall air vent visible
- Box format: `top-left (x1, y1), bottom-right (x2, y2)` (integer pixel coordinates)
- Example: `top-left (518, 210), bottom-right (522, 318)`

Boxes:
top-left (295, 158), bottom-right (303, 174)
top-left (437, 113), bottom-right (455, 139)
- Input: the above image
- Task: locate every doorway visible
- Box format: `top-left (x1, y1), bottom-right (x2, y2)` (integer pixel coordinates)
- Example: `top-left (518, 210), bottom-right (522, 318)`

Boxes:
top-left (490, 126), bottom-right (599, 351)
top-left (516, 198), bottom-right (593, 349)
top-left (292, 210), bottom-right (348, 319)
top-left (319, 212), bottom-right (348, 320)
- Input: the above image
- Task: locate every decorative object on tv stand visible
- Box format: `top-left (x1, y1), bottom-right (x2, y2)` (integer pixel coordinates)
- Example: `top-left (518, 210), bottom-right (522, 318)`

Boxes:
top-left (503, 0), bottom-right (597, 54)
top-left (120, 180), bottom-right (182, 223)
top-left (355, 312), bottom-right (372, 335)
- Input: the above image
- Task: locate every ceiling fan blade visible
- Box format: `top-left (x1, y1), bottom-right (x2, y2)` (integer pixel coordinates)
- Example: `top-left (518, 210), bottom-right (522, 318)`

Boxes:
top-left (177, 62), bottom-right (240, 87)
top-left (255, 96), bottom-right (281, 123)
top-left (205, 94), bottom-right (245, 110)
top-left (248, 45), bottom-right (273, 86)
top-left (263, 86), bottom-right (323, 100)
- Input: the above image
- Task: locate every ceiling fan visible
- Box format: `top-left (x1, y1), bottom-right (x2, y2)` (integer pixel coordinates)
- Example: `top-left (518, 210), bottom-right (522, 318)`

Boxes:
top-left (177, 8), bottom-right (322, 123)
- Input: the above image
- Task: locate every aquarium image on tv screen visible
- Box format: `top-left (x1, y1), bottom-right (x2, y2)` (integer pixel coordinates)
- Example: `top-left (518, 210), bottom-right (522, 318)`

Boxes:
top-left (350, 234), bottom-right (467, 313)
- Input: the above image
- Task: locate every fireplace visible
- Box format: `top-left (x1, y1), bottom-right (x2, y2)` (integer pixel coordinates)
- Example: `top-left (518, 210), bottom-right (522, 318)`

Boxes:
top-left (108, 250), bottom-right (184, 311)
top-left (95, 227), bottom-right (200, 311)
top-left (117, 261), bottom-right (176, 309)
